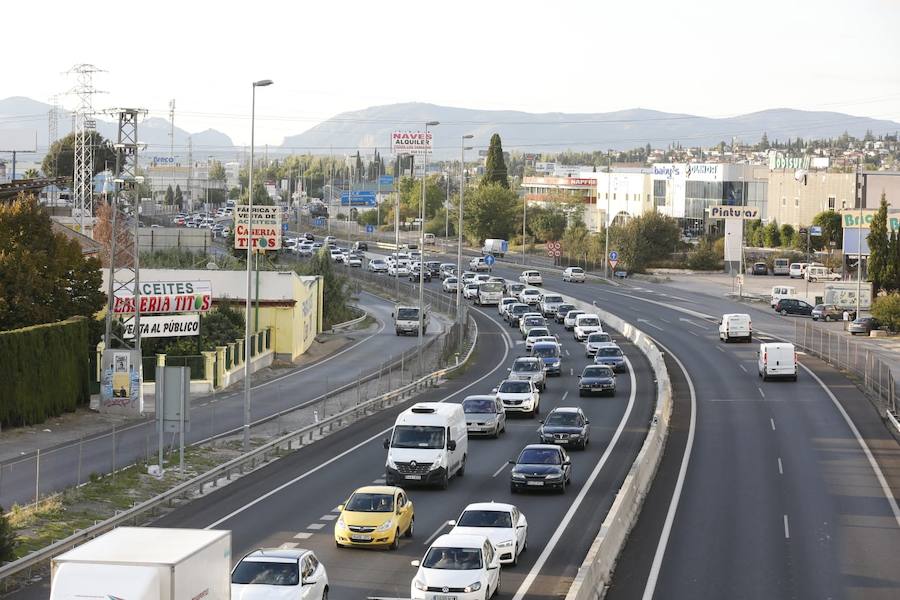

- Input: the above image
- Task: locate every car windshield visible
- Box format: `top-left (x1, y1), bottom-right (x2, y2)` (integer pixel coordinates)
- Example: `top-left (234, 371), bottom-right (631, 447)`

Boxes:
top-left (391, 425), bottom-right (445, 449)
top-left (524, 318), bottom-right (543, 326)
top-left (570, 268), bottom-right (584, 273)
top-left (528, 328), bottom-right (550, 338)
top-left (422, 547), bottom-right (483, 570)
top-left (513, 360), bottom-right (540, 372)
top-left (466, 284), bottom-right (479, 290)
top-left (397, 308), bottom-right (419, 320)
top-left (232, 560), bottom-right (299, 586)
top-left (511, 305), bottom-right (529, 315)
top-left (597, 347), bottom-right (622, 357)
top-left (566, 311), bottom-right (584, 320)
top-left (583, 366), bottom-right (613, 378)
top-left (578, 317), bottom-right (600, 327)
top-left (533, 345), bottom-right (559, 358)
top-left (463, 398), bottom-right (497, 414)
top-left (457, 510), bottom-right (512, 528)
top-left (480, 282), bottom-right (504, 292)
top-left (588, 333), bottom-right (611, 343)
top-left (509, 284), bottom-right (525, 292)
top-left (543, 295), bottom-right (563, 303)
top-left (499, 381), bottom-right (531, 393)
top-left (446, 277), bottom-right (458, 284)
top-left (524, 289), bottom-right (539, 296)
top-left (345, 492), bottom-right (394, 512)
top-left (545, 412), bottom-right (582, 427)
top-left (518, 448), bottom-right (561, 464)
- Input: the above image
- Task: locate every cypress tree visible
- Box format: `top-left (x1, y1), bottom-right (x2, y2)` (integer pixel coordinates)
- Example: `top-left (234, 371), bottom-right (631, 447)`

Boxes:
top-left (482, 133), bottom-right (509, 189)
top-left (867, 193), bottom-right (890, 292)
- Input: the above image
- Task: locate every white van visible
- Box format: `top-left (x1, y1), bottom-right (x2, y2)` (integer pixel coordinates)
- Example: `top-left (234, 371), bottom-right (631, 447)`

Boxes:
top-left (805, 266), bottom-right (840, 282)
top-left (758, 343), bottom-right (798, 381)
top-left (789, 263), bottom-right (808, 278)
top-left (384, 403), bottom-right (467, 489)
top-left (718, 313), bottom-right (752, 343)
top-left (773, 258), bottom-right (790, 276)
top-left (770, 285), bottom-right (798, 308)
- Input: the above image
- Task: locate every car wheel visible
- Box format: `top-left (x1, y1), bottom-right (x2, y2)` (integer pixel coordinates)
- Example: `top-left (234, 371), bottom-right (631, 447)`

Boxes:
top-left (390, 530), bottom-right (400, 550)
top-left (405, 517), bottom-right (414, 538)
top-left (511, 544), bottom-right (518, 567)
top-left (558, 479), bottom-right (566, 494)
top-left (824, 315), bottom-right (830, 322)
top-left (458, 455), bottom-right (466, 477)
top-left (510, 483), bottom-right (518, 494)
top-left (578, 390), bottom-right (585, 397)
top-left (780, 310), bottom-right (788, 316)
top-left (440, 472), bottom-right (449, 490)
top-left (322, 588), bottom-right (328, 600)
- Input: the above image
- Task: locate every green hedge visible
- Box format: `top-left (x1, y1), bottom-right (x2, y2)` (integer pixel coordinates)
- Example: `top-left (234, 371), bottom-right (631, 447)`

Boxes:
top-left (0, 317), bottom-right (90, 427)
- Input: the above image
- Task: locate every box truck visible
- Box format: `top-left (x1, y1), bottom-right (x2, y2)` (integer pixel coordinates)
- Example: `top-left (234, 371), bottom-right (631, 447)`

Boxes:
top-left (50, 527), bottom-right (231, 600)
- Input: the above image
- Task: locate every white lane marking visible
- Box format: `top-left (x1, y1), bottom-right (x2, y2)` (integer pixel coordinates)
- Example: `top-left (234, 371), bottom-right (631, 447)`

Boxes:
top-left (636, 318), bottom-right (664, 331)
top-left (678, 317), bottom-right (705, 328)
top-left (783, 514), bottom-right (790, 539)
top-left (280, 542), bottom-right (299, 549)
top-left (320, 514), bottom-right (337, 521)
top-left (739, 364), bottom-right (748, 372)
top-left (424, 521), bottom-right (451, 546)
top-left (492, 461), bottom-right (511, 478)
top-left (570, 368), bottom-right (574, 376)
top-left (660, 318), bottom-right (671, 324)
top-left (770, 418), bottom-right (776, 431)
top-left (561, 391), bottom-right (569, 401)
top-left (758, 387), bottom-right (765, 399)
top-left (373, 478), bottom-right (386, 484)
top-left (689, 330), bottom-right (699, 337)
top-left (777, 458), bottom-right (784, 475)
top-left (293, 532), bottom-right (313, 539)
top-left (641, 341), bottom-right (697, 600)
top-left (800, 363), bottom-right (900, 528)
top-left (206, 313), bottom-right (508, 529)
top-left (512, 355), bottom-right (638, 600)
top-left (307, 523), bottom-right (325, 530)
top-left (565, 349), bottom-right (571, 356)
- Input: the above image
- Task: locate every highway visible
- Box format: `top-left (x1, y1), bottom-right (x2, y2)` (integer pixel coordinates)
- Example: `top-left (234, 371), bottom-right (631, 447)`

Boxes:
top-left (0, 292), bottom-right (437, 508)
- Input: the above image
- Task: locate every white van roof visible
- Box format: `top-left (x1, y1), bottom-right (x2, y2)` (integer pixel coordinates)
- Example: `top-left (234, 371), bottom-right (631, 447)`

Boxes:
top-left (723, 313), bottom-right (750, 320)
top-left (395, 402), bottom-right (463, 427)
top-left (759, 342), bottom-right (795, 352)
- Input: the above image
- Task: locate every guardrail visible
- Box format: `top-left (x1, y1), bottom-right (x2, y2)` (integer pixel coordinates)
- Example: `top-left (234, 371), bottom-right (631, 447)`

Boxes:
top-left (562, 296), bottom-right (673, 600)
top-left (0, 314), bottom-right (478, 589)
top-left (330, 306), bottom-right (368, 332)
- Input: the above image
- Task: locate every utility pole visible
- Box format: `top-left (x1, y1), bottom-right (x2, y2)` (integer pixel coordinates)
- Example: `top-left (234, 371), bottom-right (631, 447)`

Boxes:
top-left (169, 100), bottom-right (176, 210)
top-left (67, 64), bottom-right (105, 238)
top-left (604, 150), bottom-right (612, 277)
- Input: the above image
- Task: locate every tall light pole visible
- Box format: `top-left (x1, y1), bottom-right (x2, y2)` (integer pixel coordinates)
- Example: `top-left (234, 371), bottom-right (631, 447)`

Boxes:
top-left (457, 135), bottom-right (474, 321)
top-left (243, 78), bottom-right (272, 452)
top-left (604, 150), bottom-right (611, 278)
top-left (419, 121), bottom-right (439, 376)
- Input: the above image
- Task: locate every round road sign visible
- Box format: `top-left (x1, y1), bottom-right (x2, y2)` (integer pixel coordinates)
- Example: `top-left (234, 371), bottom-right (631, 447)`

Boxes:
top-left (484, 254), bottom-right (496, 266)
top-left (553, 249), bottom-right (562, 257)
top-left (609, 250), bottom-right (619, 261)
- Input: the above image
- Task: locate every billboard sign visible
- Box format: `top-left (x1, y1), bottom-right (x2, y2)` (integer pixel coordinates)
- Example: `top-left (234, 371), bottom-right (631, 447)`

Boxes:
top-left (123, 314), bottom-right (200, 339)
top-left (0, 128), bottom-right (38, 152)
top-left (768, 151), bottom-right (811, 170)
top-left (234, 205), bottom-right (282, 250)
top-left (824, 282), bottom-right (872, 310)
top-left (391, 131), bottom-right (433, 156)
top-left (840, 209), bottom-right (900, 231)
top-left (708, 205), bottom-right (760, 219)
top-left (340, 191), bottom-right (377, 206)
top-left (100, 348), bottom-right (143, 416)
top-left (113, 281), bottom-right (213, 314)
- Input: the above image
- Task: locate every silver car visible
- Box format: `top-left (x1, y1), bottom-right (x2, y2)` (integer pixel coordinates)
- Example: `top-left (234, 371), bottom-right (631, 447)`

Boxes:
top-left (584, 332), bottom-right (613, 357)
top-left (462, 395), bottom-right (506, 437)
top-left (539, 294), bottom-right (566, 317)
top-left (508, 356), bottom-right (547, 391)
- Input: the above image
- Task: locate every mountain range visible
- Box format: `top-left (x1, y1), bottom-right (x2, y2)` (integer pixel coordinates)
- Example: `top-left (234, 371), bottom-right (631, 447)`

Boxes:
top-left (4, 96), bottom-right (899, 161)
top-left (280, 103), bottom-right (900, 157)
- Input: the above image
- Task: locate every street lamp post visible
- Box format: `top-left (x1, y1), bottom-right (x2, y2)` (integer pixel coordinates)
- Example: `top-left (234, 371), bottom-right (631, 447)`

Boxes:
top-left (243, 78), bottom-right (272, 452)
top-left (419, 121), bottom-right (439, 376)
top-left (604, 150), bottom-right (611, 278)
top-left (456, 135), bottom-right (474, 322)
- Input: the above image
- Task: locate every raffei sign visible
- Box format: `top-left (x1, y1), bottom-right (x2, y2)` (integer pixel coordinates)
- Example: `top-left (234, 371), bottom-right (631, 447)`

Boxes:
top-left (113, 281), bottom-right (213, 314)
top-left (391, 131), bottom-right (433, 156)
top-left (708, 205), bottom-right (760, 219)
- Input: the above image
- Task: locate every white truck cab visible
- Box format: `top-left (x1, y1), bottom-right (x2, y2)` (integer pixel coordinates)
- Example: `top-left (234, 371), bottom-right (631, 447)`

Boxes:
top-left (384, 402), bottom-right (468, 489)
top-left (393, 305), bottom-right (428, 336)
top-left (758, 342), bottom-right (798, 381)
top-left (718, 313), bottom-right (752, 343)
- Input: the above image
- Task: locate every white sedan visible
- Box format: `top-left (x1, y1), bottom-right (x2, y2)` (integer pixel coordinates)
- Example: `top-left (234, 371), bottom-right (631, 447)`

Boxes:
top-left (388, 264), bottom-right (410, 277)
top-left (499, 297), bottom-right (518, 316)
top-left (368, 259), bottom-right (388, 273)
top-left (563, 310), bottom-right (585, 330)
top-left (563, 266), bottom-right (586, 282)
top-left (518, 288), bottom-right (542, 306)
top-left (463, 283), bottom-right (480, 300)
top-left (518, 270), bottom-right (543, 285)
top-left (494, 379), bottom-right (540, 416)
top-left (442, 277), bottom-right (460, 293)
top-left (449, 502), bottom-right (528, 566)
top-left (231, 548), bottom-right (328, 600)
top-left (524, 327), bottom-right (554, 351)
top-left (411, 534), bottom-right (501, 600)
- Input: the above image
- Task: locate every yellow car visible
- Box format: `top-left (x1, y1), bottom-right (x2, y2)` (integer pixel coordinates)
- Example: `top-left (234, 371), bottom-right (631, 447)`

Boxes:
top-left (334, 486), bottom-right (414, 550)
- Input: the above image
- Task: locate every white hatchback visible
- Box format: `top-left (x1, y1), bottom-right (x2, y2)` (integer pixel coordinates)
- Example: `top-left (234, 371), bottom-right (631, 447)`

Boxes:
top-left (449, 503), bottom-right (528, 566)
top-left (411, 534), bottom-right (501, 600)
top-left (562, 266), bottom-right (586, 282)
top-left (519, 270), bottom-right (543, 285)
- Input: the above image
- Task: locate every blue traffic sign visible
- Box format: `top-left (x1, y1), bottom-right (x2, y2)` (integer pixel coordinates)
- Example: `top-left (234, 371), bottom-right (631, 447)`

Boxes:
top-left (810, 226), bottom-right (823, 236)
top-left (365, 224), bottom-right (375, 234)
top-left (313, 217), bottom-right (325, 226)
top-left (609, 250), bottom-right (619, 261)
top-left (282, 223), bottom-right (289, 233)
top-left (484, 254), bottom-right (496, 266)
top-left (378, 175), bottom-right (394, 186)
top-left (340, 191), bottom-right (377, 207)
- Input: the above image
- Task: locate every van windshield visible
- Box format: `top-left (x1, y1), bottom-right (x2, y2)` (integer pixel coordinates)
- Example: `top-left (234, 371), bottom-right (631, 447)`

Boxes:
top-left (578, 317), bottom-right (600, 327)
top-left (391, 425), bottom-right (445, 449)
top-left (533, 345), bottom-right (559, 358)
top-left (480, 282), bottom-right (503, 293)
top-left (396, 308), bottom-right (419, 320)
top-left (463, 398), bottom-right (497, 414)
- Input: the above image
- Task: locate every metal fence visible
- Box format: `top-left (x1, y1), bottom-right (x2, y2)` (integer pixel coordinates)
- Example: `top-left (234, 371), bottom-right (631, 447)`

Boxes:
top-left (794, 320), bottom-right (898, 418)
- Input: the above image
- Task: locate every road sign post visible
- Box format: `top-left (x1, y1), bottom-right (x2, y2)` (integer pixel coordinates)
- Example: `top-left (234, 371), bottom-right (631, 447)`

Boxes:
top-left (608, 250), bottom-right (619, 271)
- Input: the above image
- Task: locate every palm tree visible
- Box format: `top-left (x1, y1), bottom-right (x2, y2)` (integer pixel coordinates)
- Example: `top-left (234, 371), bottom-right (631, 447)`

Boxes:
top-left (23, 168), bottom-right (40, 179)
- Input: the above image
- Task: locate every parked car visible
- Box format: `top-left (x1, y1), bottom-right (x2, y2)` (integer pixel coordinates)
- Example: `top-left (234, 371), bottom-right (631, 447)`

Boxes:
top-left (462, 395), bottom-right (506, 437)
top-left (811, 304), bottom-right (843, 322)
top-left (562, 266), bottom-right (586, 282)
top-left (538, 407), bottom-right (590, 450)
top-left (509, 444), bottom-right (571, 493)
top-left (774, 298), bottom-right (814, 316)
top-left (849, 316), bottom-right (880, 336)
top-left (751, 262), bottom-right (768, 275)
top-left (805, 266), bottom-right (841, 282)
top-left (773, 258), bottom-right (790, 276)
top-left (788, 262), bottom-right (808, 278)
top-left (578, 364), bottom-right (616, 396)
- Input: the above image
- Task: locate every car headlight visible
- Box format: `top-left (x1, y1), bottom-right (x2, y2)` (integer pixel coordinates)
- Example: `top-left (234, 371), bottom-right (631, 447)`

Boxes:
top-left (336, 518), bottom-right (346, 529)
top-left (545, 473), bottom-right (563, 480)
top-left (386, 456), bottom-right (397, 469)
top-left (496, 539), bottom-right (514, 548)
top-left (512, 472), bottom-right (525, 480)
top-left (570, 433), bottom-right (582, 438)
top-left (414, 579), bottom-right (427, 591)
top-left (550, 360), bottom-right (560, 366)
top-left (463, 581), bottom-right (482, 593)
top-left (375, 519), bottom-right (393, 532)
top-left (429, 461), bottom-right (441, 471)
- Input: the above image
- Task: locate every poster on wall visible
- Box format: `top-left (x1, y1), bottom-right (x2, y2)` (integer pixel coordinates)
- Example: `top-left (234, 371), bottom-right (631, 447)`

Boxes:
top-left (100, 348), bottom-right (144, 416)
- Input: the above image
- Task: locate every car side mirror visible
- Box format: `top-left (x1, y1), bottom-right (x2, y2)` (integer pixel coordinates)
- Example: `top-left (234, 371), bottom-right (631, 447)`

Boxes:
top-left (448, 440), bottom-right (457, 451)
top-left (538, 419), bottom-right (544, 424)
top-left (577, 375), bottom-right (582, 378)
top-left (491, 387), bottom-right (499, 393)
top-left (338, 504), bottom-right (344, 512)
top-left (383, 438), bottom-right (390, 449)
top-left (563, 459), bottom-right (571, 466)
top-left (507, 368), bottom-right (511, 372)
top-left (411, 560), bottom-right (421, 568)
top-left (448, 519), bottom-right (457, 527)
top-left (508, 459), bottom-right (516, 465)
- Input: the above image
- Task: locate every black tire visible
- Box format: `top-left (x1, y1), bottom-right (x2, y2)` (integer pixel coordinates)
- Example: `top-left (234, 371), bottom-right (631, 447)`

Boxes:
top-left (439, 472), bottom-right (449, 490)
top-left (511, 544), bottom-right (518, 567)
top-left (335, 540), bottom-right (343, 548)
top-left (780, 309), bottom-right (788, 316)
top-left (578, 390), bottom-right (585, 397)
top-left (457, 455), bottom-right (466, 477)
top-left (322, 588), bottom-right (328, 600)
top-left (510, 483), bottom-right (518, 494)
top-left (823, 315), bottom-right (830, 322)
top-left (405, 518), bottom-right (414, 538)
top-left (558, 480), bottom-right (566, 494)
top-left (390, 530), bottom-right (400, 550)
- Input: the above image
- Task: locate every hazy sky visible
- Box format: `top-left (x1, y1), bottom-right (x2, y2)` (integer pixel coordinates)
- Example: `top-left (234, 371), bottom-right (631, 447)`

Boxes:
top-left (2, 0), bottom-right (899, 146)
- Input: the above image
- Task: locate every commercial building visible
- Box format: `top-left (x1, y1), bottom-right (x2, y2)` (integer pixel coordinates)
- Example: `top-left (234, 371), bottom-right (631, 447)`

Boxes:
top-left (145, 163), bottom-right (226, 211)
top-left (766, 169), bottom-right (855, 228)
top-left (593, 169), bottom-right (654, 227)
top-left (861, 171), bottom-right (900, 208)
top-left (521, 175), bottom-right (599, 230)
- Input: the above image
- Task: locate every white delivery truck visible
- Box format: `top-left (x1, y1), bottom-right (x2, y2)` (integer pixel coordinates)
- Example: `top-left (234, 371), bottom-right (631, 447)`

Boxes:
top-left (50, 527), bottom-right (231, 600)
top-left (383, 402), bottom-right (468, 489)
top-left (393, 305), bottom-right (428, 336)
top-left (476, 281), bottom-right (504, 305)
top-left (481, 238), bottom-right (508, 257)
top-left (718, 313), bottom-right (752, 343)
top-left (757, 342), bottom-right (798, 381)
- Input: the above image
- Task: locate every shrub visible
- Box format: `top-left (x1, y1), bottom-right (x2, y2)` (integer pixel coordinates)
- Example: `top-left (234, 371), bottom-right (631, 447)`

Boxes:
top-left (0, 506), bottom-right (15, 563)
top-left (871, 293), bottom-right (900, 332)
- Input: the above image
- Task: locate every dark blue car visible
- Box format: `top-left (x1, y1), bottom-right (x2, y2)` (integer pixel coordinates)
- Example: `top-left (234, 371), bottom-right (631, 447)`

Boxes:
top-left (531, 341), bottom-right (561, 376)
